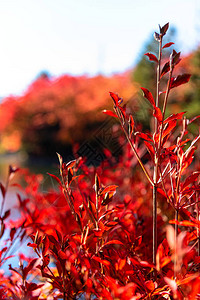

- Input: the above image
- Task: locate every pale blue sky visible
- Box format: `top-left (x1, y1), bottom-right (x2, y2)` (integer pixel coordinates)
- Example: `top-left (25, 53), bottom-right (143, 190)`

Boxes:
top-left (0, 0), bottom-right (199, 97)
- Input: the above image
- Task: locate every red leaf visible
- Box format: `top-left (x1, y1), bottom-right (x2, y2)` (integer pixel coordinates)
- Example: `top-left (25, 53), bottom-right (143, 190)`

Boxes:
top-left (93, 228), bottom-right (103, 237)
top-left (194, 256), bottom-right (200, 264)
top-left (162, 42), bottom-right (174, 49)
top-left (10, 227), bottom-right (16, 241)
top-left (27, 243), bottom-right (38, 248)
top-left (161, 61), bottom-right (170, 78)
top-left (65, 159), bottom-right (76, 170)
top-left (102, 109), bottom-right (118, 118)
top-left (0, 222), bottom-right (5, 239)
top-left (105, 221), bottom-right (118, 227)
top-left (161, 256), bottom-right (171, 268)
top-left (102, 191), bottom-right (115, 206)
top-left (88, 200), bottom-right (97, 220)
top-left (47, 173), bottom-right (62, 186)
top-left (141, 87), bottom-right (155, 106)
top-left (57, 152), bottom-right (63, 170)
top-left (3, 255), bottom-right (15, 262)
top-left (71, 234), bottom-right (81, 244)
top-left (118, 258), bottom-right (126, 270)
top-left (2, 210), bottom-right (10, 221)
top-left (154, 32), bottom-right (160, 42)
top-left (95, 173), bottom-right (101, 194)
top-left (56, 229), bottom-right (62, 242)
top-left (144, 141), bottom-right (155, 160)
top-left (164, 112), bottom-right (185, 124)
top-left (160, 23), bottom-right (169, 35)
top-left (102, 240), bottom-right (123, 247)
top-left (145, 280), bottom-right (155, 292)
top-left (118, 105), bottom-right (126, 123)
top-left (169, 220), bottom-right (196, 227)
top-left (153, 106), bottom-right (163, 123)
top-left (24, 258), bottom-right (39, 279)
top-left (99, 221), bottom-right (105, 232)
top-left (141, 87), bottom-right (162, 123)
top-left (109, 92), bottom-right (122, 106)
top-left (93, 256), bottom-right (110, 266)
top-left (179, 139), bottom-right (190, 147)
top-left (178, 274), bottom-right (200, 286)
top-left (43, 254), bottom-right (50, 267)
top-left (162, 120), bottom-right (177, 139)
top-left (181, 221), bottom-right (197, 227)
top-left (67, 168), bottom-right (73, 186)
top-left (140, 261), bottom-right (155, 268)
top-left (170, 74), bottom-right (191, 89)
top-left (135, 132), bottom-right (153, 142)
top-left (48, 234), bottom-right (59, 246)
top-left (25, 282), bottom-right (44, 292)
top-left (182, 172), bottom-right (200, 190)
top-left (58, 249), bottom-right (68, 260)
top-left (0, 183), bottom-right (6, 198)
top-left (144, 52), bottom-right (158, 63)
top-left (42, 235), bottom-right (50, 256)
top-left (157, 188), bottom-right (168, 198)
top-left (172, 50), bottom-right (181, 66)
top-left (100, 185), bottom-right (118, 195)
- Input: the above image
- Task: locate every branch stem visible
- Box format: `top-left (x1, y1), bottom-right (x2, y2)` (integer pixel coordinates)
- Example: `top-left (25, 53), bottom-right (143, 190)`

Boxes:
top-left (153, 184), bottom-right (157, 265)
top-left (152, 37), bottom-right (162, 264)
top-left (196, 193), bottom-right (200, 257)
top-left (174, 208), bottom-right (179, 280)
top-left (114, 106), bottom-right (154, 186)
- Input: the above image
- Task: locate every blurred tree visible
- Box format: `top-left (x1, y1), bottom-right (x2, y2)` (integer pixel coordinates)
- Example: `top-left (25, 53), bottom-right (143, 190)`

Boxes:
top-left (164, 45), bottom-right (200, 126)
top-left (0, 73), bottom-right (136, 160)
top-left (182, 47), bottom-right (200, 117)
top-left (36, 70), bottom-right (51, 80)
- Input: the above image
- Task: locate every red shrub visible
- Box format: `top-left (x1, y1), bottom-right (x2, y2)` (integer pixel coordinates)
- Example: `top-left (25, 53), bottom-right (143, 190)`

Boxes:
top-left (1, 23), bottom-right (200, 299)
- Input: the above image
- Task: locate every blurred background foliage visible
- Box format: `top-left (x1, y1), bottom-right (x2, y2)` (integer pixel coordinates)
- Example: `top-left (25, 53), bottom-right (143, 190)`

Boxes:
top-left (0, 72), bottom-right (136, 160)
top-left (0, 30), bottom-right (199, 163)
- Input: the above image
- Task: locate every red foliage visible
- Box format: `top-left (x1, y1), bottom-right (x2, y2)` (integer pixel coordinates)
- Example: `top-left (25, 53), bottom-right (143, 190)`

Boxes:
top-left (0, 73), bottom-right (136, 155)
top-left (0, 22), bottom-right (200, 300)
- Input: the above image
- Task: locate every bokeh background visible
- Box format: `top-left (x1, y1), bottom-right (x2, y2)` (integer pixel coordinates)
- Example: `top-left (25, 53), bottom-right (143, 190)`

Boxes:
top-left (0, 0), bottom-right (199, 177)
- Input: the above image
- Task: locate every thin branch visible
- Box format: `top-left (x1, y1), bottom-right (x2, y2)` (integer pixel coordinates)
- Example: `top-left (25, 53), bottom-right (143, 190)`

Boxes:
top-left (114, 105), bottom-right (154, 186)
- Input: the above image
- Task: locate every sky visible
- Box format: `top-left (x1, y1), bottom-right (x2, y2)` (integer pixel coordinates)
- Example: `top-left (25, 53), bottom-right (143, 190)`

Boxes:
top-left (0, 0), bottom-right (199, 98)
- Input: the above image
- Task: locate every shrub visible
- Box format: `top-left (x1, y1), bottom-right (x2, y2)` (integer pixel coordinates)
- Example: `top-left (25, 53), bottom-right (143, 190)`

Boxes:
top-left (1, 23), bottom-right (200, 299)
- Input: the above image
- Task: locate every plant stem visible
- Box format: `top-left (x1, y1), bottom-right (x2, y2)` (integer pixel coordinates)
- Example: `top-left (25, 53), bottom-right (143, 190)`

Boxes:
top-left (162, 68), bottom-right (173, 120)
top-left (155, 37), bottom-right (162, 132)
top-left (174, 208), bottom-right (179, 279)
top-left (156, 67), bottom-right (173, 163)
top-left (96, 193), bottom-right (99, 230)
top-left (114, 105), bottom-right (153, 186)
top-left (196, 193), bottom-right (200, 256)
top-left (63, 268), bottom-right (66, 300)
top-left (152, 64), bottom-right (173, 264)
top-left (153, 184), bottom-right (157, 265)
top-left (152, 37), bottom-right (162, 265)
top-left (63, 188), bottom-right (82, 231)
top-left (95, 193), bottom-right (99, 253)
